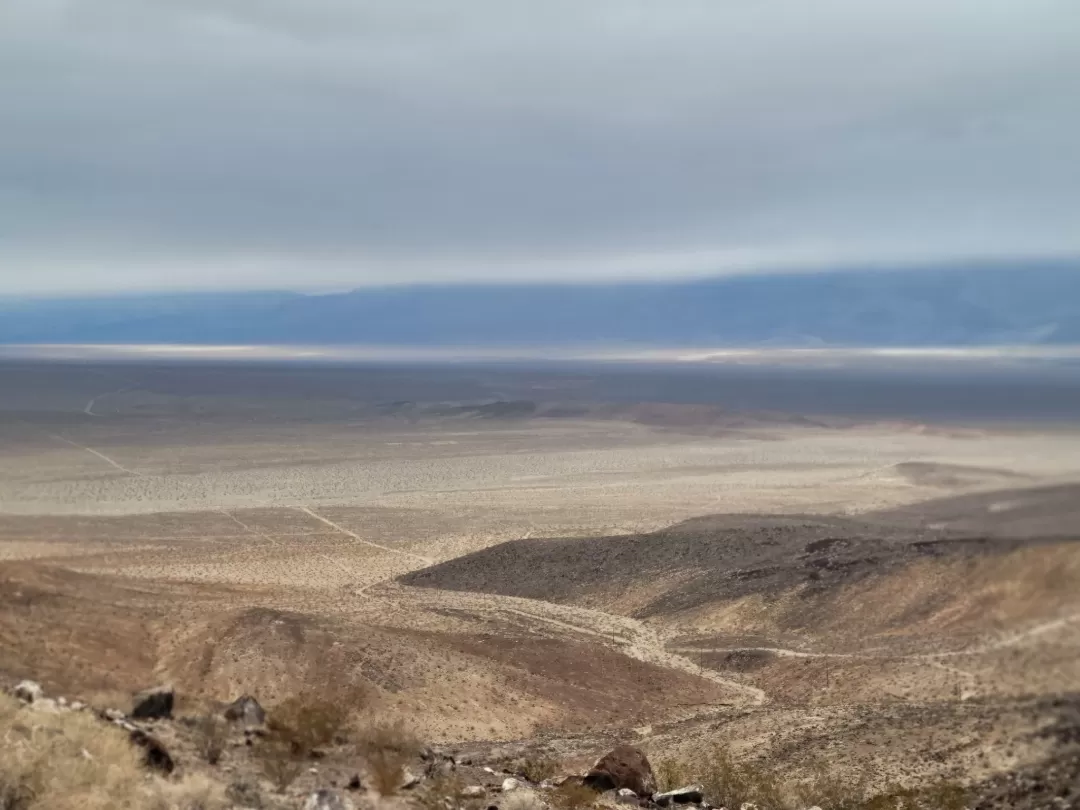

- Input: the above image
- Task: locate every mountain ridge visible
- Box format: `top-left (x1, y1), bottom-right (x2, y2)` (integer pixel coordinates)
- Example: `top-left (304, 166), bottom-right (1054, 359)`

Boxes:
top-left (2, 260), bottom-right (1078, 347)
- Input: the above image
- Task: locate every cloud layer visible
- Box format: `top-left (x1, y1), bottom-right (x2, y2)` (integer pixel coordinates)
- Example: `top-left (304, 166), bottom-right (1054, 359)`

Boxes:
top-left (2, 0), bottom-right (1079, 293)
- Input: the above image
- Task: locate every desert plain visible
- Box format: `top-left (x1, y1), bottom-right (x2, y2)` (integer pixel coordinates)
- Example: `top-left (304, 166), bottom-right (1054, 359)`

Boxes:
top-left (1, 357), bottom-right (1079, 801)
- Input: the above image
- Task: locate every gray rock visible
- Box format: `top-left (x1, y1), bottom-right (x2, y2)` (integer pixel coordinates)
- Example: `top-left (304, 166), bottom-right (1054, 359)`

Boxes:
top-left (131, 685), bottom-right (174, 719)
top-left (462, 786), bottom-right (487, 798)
top-left (13, 680), bottom-right (43, 704)
top-left (654, 785), bottom-right (704, 807)
top-left (223, 694), bottom-right (265, 727)
top-left (502, 778), bottom-right (522, 792)
top-left (302, 790), bottom-right (356, 810)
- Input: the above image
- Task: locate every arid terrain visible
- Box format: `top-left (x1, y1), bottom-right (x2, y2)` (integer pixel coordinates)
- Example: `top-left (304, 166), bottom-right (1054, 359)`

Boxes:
top-left (1, 359), bottom-right (1079, 806)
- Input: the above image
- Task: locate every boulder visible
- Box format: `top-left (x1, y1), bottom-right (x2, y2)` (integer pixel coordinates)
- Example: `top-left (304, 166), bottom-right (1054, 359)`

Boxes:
top-left (13, 680), bottom-right (43, 704)
top-left (128, 728), bottom-right (175, 774)
top-left (654, 785), bottom-right (705, 807)
top-left (131, 685), bottom-right (174, 720)
top-left (502, 778), bottom-right (521, 792)
top-left (584, 746), bottom-right (657, 797)
top-left (302, 790), bottom-right (356, 810)
top-left (462, 786), bottom-right (486, 798)
top-left (223, 694), bottom-right (265, 727)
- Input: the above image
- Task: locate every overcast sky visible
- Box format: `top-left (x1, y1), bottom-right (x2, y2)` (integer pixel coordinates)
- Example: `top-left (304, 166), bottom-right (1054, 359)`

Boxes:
top-left (2, 0), bottom-right (1079, 295)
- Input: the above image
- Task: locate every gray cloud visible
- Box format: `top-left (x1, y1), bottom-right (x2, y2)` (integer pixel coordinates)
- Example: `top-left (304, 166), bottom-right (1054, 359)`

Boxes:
top-left (1, 0), bottom-right (1079, 293)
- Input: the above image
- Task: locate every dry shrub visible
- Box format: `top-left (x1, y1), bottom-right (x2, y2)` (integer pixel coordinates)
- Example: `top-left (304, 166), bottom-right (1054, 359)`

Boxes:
top-left (0, 692), bottom-right (227, 810)
top-left (192, 715), bottom-right (228, 766)
top-left (357, 719), bottom-right (421, 797)
top-left (147, 774), bottom-right (228, 810)
top-left (655, 745), bottom-right (967, 810)
top-left (654, 757), bottom-right (694, 792)
top-left (857, 782), bottom-right (968, 810)
top-left (416, 775), bottom-right (472, 810)
top-left (515, 755), bottom-right (561, 783)
top-left (549, 781), bottom-right (598, 810)
top-left (256, 737), bottom-right (305, 793)
top-left (257, 673), bottom-right (369, 792)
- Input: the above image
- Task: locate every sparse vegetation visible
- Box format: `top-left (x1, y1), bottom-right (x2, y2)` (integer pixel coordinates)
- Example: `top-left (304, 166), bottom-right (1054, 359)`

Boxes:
top-left (514, 755), bottom-right (561, 783)
top-left (357, 719), bottom-right (422, 796)
top-left (655, 745), bottom-right (967, 810)
top-left (0, 692), bottom-right (225, 810)
top-left (192, 714), bottom-right (228, 765)
top-left (256, 736), bottom-right (305, 793)
top-left (549, 781), bottom-right (598, 810)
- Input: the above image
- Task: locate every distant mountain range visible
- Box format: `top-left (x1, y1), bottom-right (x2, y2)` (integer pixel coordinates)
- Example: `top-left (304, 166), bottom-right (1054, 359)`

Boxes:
top-left (2, 260), bottom-right (1079, 347)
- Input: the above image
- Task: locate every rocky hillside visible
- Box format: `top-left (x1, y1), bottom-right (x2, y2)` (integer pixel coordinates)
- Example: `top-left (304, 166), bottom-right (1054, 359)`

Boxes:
top-left (4, 679), bottom-right (1078, 810)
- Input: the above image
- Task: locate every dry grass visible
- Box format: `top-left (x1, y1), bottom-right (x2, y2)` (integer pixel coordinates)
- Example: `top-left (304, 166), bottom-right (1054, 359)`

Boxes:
top-left (192, 715), bottom-right (228, 766)
top-left (655, 746), bottom-right (967, 810)
top-left (514, 755), bottom-right (561, 783)
top-left (548, 781), bottom-right (597, 810)
top-left (356, 719), bottom-right (422, 796)
top-left (0, 692), bottom-right (226, 810)
top-left (255, 736), bottom-right (305, 793)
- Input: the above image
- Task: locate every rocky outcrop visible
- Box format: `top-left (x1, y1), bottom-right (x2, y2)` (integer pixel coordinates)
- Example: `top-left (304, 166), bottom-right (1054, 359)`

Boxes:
top-left (584, 746), bottom-right (657, 797)
top-left (224, 694), bottom-right (266, 727)
top-left (13, 680), bottom-right (43, 704)
top-left (653, 785), bottom-right (704, 806)
top-left (131, 685), bottom-right (174, 720)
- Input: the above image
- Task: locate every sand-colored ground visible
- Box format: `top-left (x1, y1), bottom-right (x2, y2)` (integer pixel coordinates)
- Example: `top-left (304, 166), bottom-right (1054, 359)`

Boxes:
top-left (1, 360), bottom-right (1079, 789)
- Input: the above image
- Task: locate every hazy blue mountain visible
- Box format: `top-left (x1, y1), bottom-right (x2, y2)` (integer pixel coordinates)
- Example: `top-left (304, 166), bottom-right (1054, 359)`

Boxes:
top-left (1, 261), bottom-right (1078, 347)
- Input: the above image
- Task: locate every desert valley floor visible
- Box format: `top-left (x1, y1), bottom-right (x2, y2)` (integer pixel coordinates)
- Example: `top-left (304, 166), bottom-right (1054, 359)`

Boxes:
top-left (1, 358), bottom-right (1079, 796)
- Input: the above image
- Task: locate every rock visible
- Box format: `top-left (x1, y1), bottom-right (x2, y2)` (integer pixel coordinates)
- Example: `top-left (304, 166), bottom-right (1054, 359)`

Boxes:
top-left (302, 789), bottom-right (356, 810)
top-left (128, 728), bottom-right (175, 774)
top-left (402, 768), bottom-right (422, 790)
top-left (224, 694), bottom-right (265, 727)
top-left (654, 785), bottom-right (705, 807)
top-left (462, 786), bottom-right (486, 798)
top-left (131, 685), bottom-right (174, 720)
top-left (584, 746), bottom-right (657, 797)
top-left (13, 680), bottom-right (43, 704)
top-left (102, 707), bottom-right (126, 722)
top-left (502, 778), bottom-right (521, 792)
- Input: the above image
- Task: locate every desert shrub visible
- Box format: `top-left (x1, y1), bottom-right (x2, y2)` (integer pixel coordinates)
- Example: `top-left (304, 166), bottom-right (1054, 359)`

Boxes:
top-left (192, 715), bottom-right (228, 765)
top-left (256, 736), bottom-right (305, 793)
top-left (656, 745), bottom-right (968, 810)
top-left (549, 781), bottom-right (598, 810)
top-left (357, 719), bottom-right (422, 796)
top-left (857, 782), bottom-right (967, 810)
top-left (515, 755), bottom-right (561, 783)
top-left (654, 756), bottom-right (695, 792)
top-left (696, 746), bottom-right (786, 810)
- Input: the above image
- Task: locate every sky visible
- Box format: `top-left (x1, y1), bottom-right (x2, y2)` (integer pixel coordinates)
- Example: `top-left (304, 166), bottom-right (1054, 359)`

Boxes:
top-left (1, 0), bottom-right (1079, 295)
